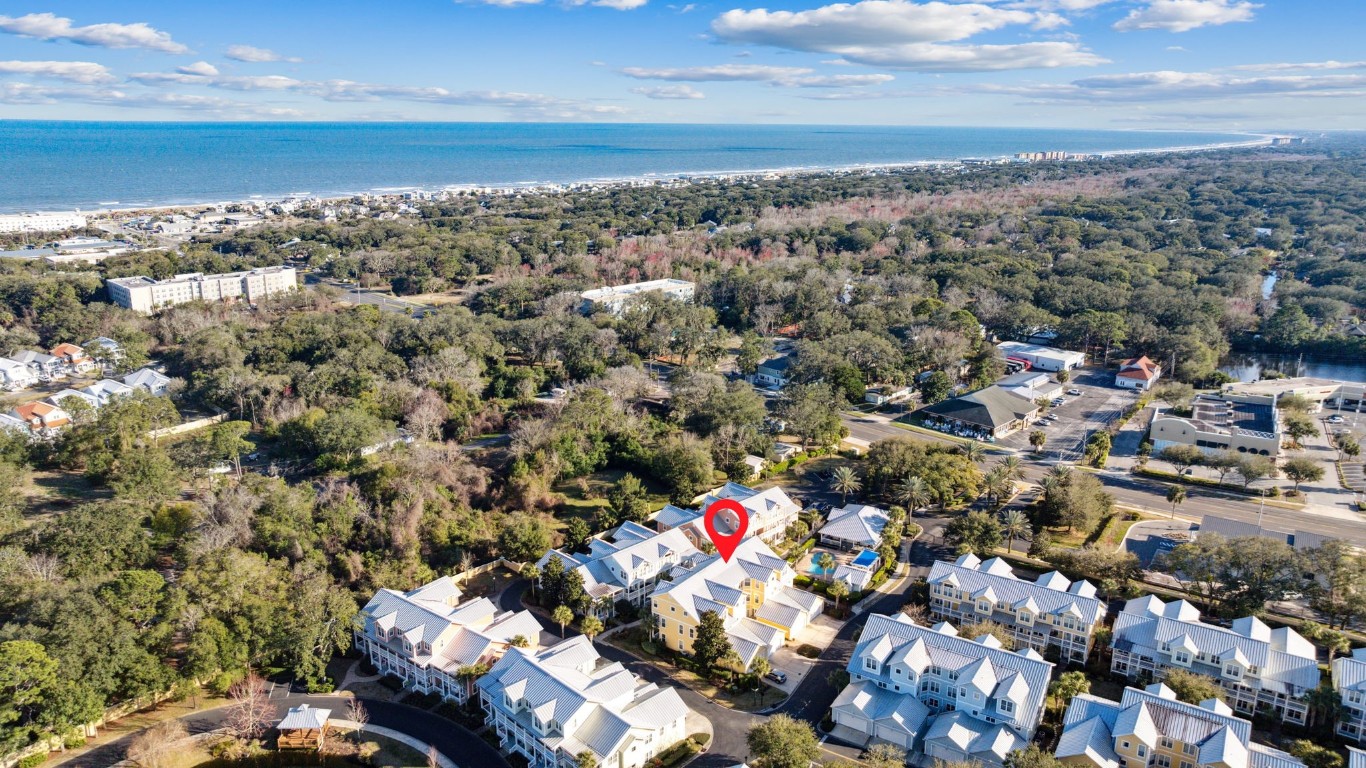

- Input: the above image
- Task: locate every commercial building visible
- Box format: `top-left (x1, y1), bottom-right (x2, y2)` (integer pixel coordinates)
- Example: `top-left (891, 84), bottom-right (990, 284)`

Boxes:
top-left (832, 613), bottom-right (1053, 766)
top-left (42, 237), bottom-right (137, 264)
top-left (579, 279), bottom-right (695, 316)
top-left (106, 266), bottom-right (298, 313)
top-left (0, 212), bottom-right (87, 234)
top-left (536, 522), bottom-right (701, 620)
top-left (1056, 683), bottom-right (1306, 768)
top-left (654, 482), bottom-right (802, 545)
top-left (1223, 377), bottom-right (1366, 411)
top-left (928, 554), bottom-right (1108, 663)
top-left (353, 576), bottom-right (543, 705)
top-left (819, 504), bottom-right (891, 551)
top-left (917, 385), bottom-right (1040, 439)
top-left (997, 341), bottom-right (1086, 372)
top-left (1110, 596), bottom-right (1318, 724)
top-left (1196, 515), bottom-right (1330, 552)
top-left (997, 371), bottom-right (1065, 402)
top-left (650, 536), bottom-right (823, 669)
top-left (1149, 393), bottom-right (1281, 458)
top-left (1115, 356), bottom-right (1162, 391)
top-left (477, 635), bottom-right (689, 768)
top-left (1333, 647), bottom-right (1366, 743)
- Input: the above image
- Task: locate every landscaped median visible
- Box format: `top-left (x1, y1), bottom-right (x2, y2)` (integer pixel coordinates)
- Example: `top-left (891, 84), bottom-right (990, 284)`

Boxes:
top-left (1132, 466), bottom-right (1306, 508)
top-left (601, 627), bottom-right (788, 713)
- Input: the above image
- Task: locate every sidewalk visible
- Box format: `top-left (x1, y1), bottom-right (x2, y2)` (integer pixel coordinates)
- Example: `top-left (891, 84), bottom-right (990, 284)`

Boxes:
top-left (49, 696), bottom-right (230, 767)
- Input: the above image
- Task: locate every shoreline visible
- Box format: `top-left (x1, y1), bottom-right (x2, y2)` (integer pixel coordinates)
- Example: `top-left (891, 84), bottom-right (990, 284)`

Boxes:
top-left (8, 132), bottom-right (1278, 218)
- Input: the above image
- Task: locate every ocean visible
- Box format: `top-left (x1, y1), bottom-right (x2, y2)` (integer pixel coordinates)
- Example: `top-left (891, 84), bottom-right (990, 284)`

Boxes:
top-left (0, 121), bottom-right (1257, 213)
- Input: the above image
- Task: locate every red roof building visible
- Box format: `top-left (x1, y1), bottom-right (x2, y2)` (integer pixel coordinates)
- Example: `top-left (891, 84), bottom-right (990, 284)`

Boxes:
top-left (1115, 356), bottom-right (1162, 391)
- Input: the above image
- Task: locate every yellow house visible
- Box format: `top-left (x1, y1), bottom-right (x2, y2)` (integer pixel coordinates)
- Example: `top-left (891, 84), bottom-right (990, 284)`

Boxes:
top-left (650, 537), bottom-right (822, 670)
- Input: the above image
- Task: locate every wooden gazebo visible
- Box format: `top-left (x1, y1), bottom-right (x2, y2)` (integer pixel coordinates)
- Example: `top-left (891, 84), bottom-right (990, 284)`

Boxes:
top-left (277, 704), bottom-right (332, 750)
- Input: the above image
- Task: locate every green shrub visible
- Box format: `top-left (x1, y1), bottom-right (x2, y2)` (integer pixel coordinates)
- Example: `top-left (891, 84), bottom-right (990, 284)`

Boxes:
top-left (18, 754), bottom-right (47, 768)
top-left (62, 736), bottom-right (86, 749)
top-left (691, 732), bottom-right (711, 747)
top-left (378, 674), bottom-right (406, 692)
top-left (796, 644), bottom-right (821, 658)
top-left (208, 669), bottom-right (245, 697)
top-left (793, 574), bottom-right (813, 588)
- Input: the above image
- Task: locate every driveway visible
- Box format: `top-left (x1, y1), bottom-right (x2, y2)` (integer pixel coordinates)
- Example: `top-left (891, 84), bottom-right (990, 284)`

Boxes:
top-left (1122, 519), bottom-right (1196, 567)
top-left (767, 615), bottom-right (844, 695)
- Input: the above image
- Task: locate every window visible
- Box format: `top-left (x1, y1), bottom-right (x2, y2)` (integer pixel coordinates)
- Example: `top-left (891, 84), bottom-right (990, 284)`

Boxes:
top-left (1173, 651), bottom-right (1190, 666)
top-left (1182, 744), bottom-right (1196, 756)
top-left (999, 700), bottom-right (1014, 714)
top-left (1138, 746), bottom-right (1147, 758)
top-left (1121, 741), bottom-right (1131, 751)
top-left (1156, 756), bottom-right (1171, 768)
top-left (1223, 664), bottom-right (1243, 679)
top-left (1017, 612), bottom-right (1032, 624)
top-left (865, 657), bottom-right (878, 671)
top-left (1160, 738), bottom-right (1174, 750)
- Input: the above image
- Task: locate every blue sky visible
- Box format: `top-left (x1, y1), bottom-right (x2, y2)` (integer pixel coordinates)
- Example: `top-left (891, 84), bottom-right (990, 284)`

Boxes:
top-left (0, 0), bottom-right (1362, 128)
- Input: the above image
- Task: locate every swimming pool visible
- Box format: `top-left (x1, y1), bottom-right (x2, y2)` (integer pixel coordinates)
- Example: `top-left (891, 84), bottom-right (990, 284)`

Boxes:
top-left (851, 549), bottom-right (879, 569)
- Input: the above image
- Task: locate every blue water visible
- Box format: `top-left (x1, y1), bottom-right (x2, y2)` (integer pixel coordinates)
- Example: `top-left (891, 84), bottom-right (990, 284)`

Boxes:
top-left (851, 550), bottom-right (879, 569)
top-left (0, 121), bottom-right (1257, 213)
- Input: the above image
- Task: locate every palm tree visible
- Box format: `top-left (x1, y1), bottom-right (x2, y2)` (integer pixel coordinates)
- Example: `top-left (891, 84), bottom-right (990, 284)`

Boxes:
top-left (894, 475), bottom-right (930, 516)
top-left (995, 455), bottom-right (1025, 484)
top-left (521, 563), bottom-right (541, 598)
top-left (816, 551), bottom-right (836, 580)
top-left (1029, 430), bottom-right (1047, 453)
top-left (961, 440), bottom-right (986, 464)
top-left (1046, 465), bottom-right (1072, 484)
top-left (829, 579), bottom-right (850, 612)
top-left (1000, 509), bottom-right (1030, 554)
top-left (830, 466), bottom-right (862, 505)
top-left (983, 466), bottom-right (1013, 507)
top-left (1166, 484), bottom-right (1186, 519)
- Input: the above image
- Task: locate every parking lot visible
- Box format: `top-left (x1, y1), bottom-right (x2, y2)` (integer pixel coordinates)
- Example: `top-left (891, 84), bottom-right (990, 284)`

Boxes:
top-left (998, 367), bottom-right (1140, 460)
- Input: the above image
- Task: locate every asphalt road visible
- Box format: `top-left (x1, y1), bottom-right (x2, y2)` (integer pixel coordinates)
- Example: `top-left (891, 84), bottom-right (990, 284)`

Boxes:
top-left (54, 693), bottom-right (510, 768)
top-left (840, 412), bottom-right (1366, 546)
top-left (304, 275), bottom-right (430, 315)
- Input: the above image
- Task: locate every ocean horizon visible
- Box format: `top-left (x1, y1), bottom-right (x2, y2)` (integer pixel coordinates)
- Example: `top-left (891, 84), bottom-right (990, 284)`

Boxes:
top-left (0, 121), bottom-right (1260, 213)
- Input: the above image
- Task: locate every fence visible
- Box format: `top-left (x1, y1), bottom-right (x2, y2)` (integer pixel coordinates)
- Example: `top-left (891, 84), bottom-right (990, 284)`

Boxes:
top-left (147, 411), bottom-right (228, 440)
top-left (1, 687), bottom-right (181, 768)
top-left (450, 558), bottom-right (527, 585)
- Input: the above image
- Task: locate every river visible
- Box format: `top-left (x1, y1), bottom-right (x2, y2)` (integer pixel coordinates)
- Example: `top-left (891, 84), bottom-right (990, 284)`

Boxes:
top-left (1220, 353), bottom-right (1366, 383)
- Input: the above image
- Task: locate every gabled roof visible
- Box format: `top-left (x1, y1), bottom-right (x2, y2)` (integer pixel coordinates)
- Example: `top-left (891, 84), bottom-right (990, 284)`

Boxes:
top-left (652, 536), bottom-right (800, 623)
top-left (1118, 356), bottom-right (1160, 380)
top-left (124, 367), bottom-right (171, 390)
top-left (279, 704), bottom-right (331, 730)
top-left (1114, 597), bottom-right (1319, 694)
top-left (833, 678), bottom-right (930, 736)
top-left (928, 558), bottom-right (1106, 624)
top-left (1332, 648), bottom-right (1366, 692)
top-left (924, 710), bottom-right (1026, 763)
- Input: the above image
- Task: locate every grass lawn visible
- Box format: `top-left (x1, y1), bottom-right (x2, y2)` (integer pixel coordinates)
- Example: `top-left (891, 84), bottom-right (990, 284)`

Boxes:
top-left (22, 469), bottom-right (107, 521)
top-left (604, 633), bottom-right (787, 712)
top-left (551, 468), bottom-right (671, 531)
top-left (1041, 510), bottom-right (1153, 551)
top-left (455, 568), bottom-right (517, 601)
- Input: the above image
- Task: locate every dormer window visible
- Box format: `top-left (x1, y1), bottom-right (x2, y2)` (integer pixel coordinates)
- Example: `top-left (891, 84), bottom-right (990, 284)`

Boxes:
top-left (1223, 664), bottom-right (1243, 679)
top-left (998, 700), bottom-right (1014, 714)
top-left (864, 657), bottom-right (878, 671)
top-left (976, 602), bottom-right (991, 614)
top-left (1017, 612), bottom-right (1032, 625)
top-left (1173, 651), bottom-right (1191, 666)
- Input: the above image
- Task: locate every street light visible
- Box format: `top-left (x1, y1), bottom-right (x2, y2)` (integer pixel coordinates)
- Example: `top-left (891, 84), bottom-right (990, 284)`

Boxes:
top-left (1258, 487), bottom-right (1266, 527)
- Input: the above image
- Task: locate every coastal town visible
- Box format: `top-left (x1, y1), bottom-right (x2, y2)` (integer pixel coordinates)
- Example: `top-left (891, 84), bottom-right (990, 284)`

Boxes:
top-left (1, 141), bottom-right (1365, 768)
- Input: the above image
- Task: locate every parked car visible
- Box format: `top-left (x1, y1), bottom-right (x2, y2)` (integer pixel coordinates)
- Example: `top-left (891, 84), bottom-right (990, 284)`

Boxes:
top-left (1328, 415), bottom-right (1345, 424)
top-left (1067, 388), bottom-right (1082, 396)
top-left (1051, 398), bottom-right (1066, 406)
top-left (765, 670), bottom-right (788, 684)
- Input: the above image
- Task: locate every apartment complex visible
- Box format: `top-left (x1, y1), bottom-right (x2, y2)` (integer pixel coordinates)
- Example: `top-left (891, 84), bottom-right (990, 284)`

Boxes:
top-left (1056, 683), bottom-right (1307, 768)
top-left (353, 577), bottom-right (543, 705)
top-left (1149, 393), bottom-right (1281, 458)
top-left (650, 536), bottom-right (823, 670)
top-left (106, 266), bottom-right (297, 313)
top-left (927, 554), bottom-right (1108, 663)
top-left (832, 613), bottom-right (1053, 766)
top-left (1333, 647), bottom-right (1366, 743)
top-left (1110, 596), bottom-right (1319, 724)
top-left (536, 522), bottom-right (701, 619)
top-left (654, 482), bottom-right (802, 545)
top-left (0, 212), bottom-right (87, 234)
top-left (579, 278), bottom-right (695, 316)
top-left (477, 635), bottom-right (690, 768)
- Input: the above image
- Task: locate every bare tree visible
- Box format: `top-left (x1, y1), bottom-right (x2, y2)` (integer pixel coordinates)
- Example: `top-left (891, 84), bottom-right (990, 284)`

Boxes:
top-left (346, 697), bottom-right (369, 741)
top-left (127, 720), bottom-right (189, 768)
top-left (225, 673), bottom-right (277, 742)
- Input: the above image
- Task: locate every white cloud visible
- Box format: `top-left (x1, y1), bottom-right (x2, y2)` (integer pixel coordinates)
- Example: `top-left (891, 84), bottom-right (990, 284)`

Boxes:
top-left (712, 1), bottom-right (1035, 48)
top-left (580, 0), bottom-right (651, 9)
top-left (0, 13), bottom-right (188, 53)
top-left (1113, 0), bottom-right (1258, 33)
top-left (225, 44), bottom-right (302, 63)
top-left (0, 82), bottom-right (304, 117)
top-left (463, 0), bottom-right (650, 8)
top-left (799, 88), bottom-right (928, 99)
top-left (980, 70), bottom-right (1366, 102)
top-left (710, 0), bottom-right (1105, 71)
top-left (177, 61), bottom-right (220, 77)
top-left (786, 73), bottom-right (896, 86)
top-left (621, 64), bottom-right (814, 81)
top-left (1227, 60), bottom-right (1366, 72)
top-left (0, 60), bottom-right (114, 84)
top-left (130, 71), bottom-right (306, 90)
top-left (632, 84), bottom-right (706, 99)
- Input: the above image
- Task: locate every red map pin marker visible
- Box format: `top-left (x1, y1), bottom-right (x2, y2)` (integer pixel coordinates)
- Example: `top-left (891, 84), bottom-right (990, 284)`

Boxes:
top-left (703, 498), bottom-right (749, 562)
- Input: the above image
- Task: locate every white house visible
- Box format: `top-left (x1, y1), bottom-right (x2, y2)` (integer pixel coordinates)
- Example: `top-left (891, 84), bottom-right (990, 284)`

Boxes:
top-left (1115, 356), bottom-right (1162, 391)
top-left (1333, 647), bottom-right (1366, 743)
top-left (536, 522), bottom-right (700, 619)
top-left (354, 576), bottom-right (543, 705)
top-left (833, 613), bottom-right (1053, 766)
top-left (477, 635), bottom-right (690, 768)
top-left (819, 504), bottom-right (891, 551)
top-left (46, 388), bottom-right (101, 413)
top-left (752, 353), bottom-right (797, 390)
top-left (0, 358), bottom-right (37, 391)
top-left (1110, 595), bottom-right (1318, 724)
top-left (82, 379), bottom-right (135, 407)
top-left (123, 367), bottom-right (172, 396)
top-left (653, 482), bottom-right (802, 545)
top-left (10, 350), bottom-right (65, 381)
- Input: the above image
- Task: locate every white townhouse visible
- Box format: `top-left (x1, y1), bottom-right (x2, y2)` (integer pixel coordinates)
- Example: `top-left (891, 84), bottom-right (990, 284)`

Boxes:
top-left (354, 576), bottom-right (544, 705)
top-left (82, 337), bottom-right (124, 364)
top-left (477, 635), bottom-right (690, 768)
top-left (928, 554), bottom-right (1108, 663)
top-left (833, 613), bottom-right (1053, 767)
top-left (537, 522), bottom-right (701, 620)
top-left (819, 503), bottom-right (891, 551)
top-left (654, 482), bottom-right (803, 545)
top-left (1110, 596), bottom-right (1319, 725)
top-left (46, 388), bottom-right (101, 413)
top-left (0, 358), bottom-right (37, 391)
top-left (123, 367), bottom-right (172, 396)
top-left (1056, 683), bottom-right (1307, 768)
top-left (1332, 647), bottom-right (1366, 743)
top-left (650, 536), bottom-right (823, 670)
top-left (10, 350), bottom-right (65, 381)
